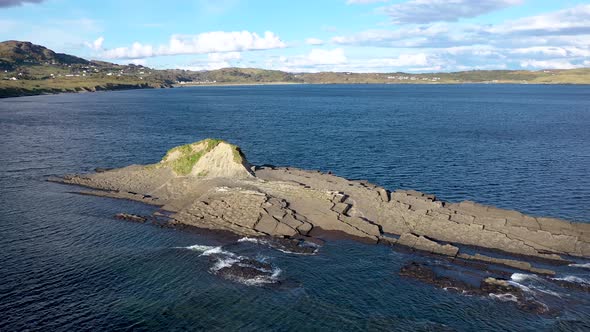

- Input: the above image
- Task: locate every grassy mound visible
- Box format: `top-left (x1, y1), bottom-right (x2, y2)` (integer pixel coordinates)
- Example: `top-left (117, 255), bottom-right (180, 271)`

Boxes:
top-left (160, 138), bottom-right (245, 176)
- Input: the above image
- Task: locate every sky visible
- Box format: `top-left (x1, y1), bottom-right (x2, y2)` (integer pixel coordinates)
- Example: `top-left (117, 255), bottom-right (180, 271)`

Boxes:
top-left (1, 0), bottom-right (590, 73)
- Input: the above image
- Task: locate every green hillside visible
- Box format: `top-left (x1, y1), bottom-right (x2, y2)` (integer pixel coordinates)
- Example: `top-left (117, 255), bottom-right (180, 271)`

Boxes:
top-left (1, 40), bottom-right (589, 98)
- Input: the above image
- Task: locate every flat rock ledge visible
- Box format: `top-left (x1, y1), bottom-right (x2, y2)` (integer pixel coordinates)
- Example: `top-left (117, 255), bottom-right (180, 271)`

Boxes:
top-left (52, 140), bottom-right (590, 277)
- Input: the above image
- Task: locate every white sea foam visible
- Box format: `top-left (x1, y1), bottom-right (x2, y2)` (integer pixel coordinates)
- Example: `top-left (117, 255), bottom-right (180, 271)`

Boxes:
top-left (238, 267), bottom-right (283, 286)
top-left (238, 236), bottom-right (319, 255)
top-left (183, 244), bottom-right (218, 252)
top-left (568, 263), bottom-right (590, 269)
top-left (201, 246), bottom-right (237, 257)
top-left (179, 243), bottom-right (238, 258)
top-left (210, 256), bottom-right (241, 272)
top-left (177, 241), bottom-right (282, 286)
top-left (552, 275), bottom-right (590, 284)
top-left (489, 293), bottom-right (518, 302)
top-left (510, 273), bottom-right (564, 297)
top-left (535, 288), bottom-right (562, 297)
top-left (508, 281), bottom-right (533, 293)
top-left (238, 237), bottom-right (269, 245)
top-left (510, 273), bottom-right (543, 283)
top-left (211, 257), bottom-right (282, 286)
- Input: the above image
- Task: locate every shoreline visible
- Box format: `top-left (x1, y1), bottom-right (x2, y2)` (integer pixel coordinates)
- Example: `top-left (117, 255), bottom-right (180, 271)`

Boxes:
top-left (2, 81), bottom-right (589, 99)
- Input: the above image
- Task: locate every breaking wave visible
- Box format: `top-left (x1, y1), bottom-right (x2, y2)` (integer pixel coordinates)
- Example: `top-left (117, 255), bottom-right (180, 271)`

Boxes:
top-left (552, 275), bottom-right (590, 285)
top-left (237, 237), bottom-right (320, 255)
top-left (489, 293), bottom-right (518, 302)
top-left (568, 263), bottom-right (590, 269)
top-left (508, 273), bottom-right (564, 298)
top-left (178, 242), bottom-right (281, 286)
top-left (510, 273), bottom-right (543, 283)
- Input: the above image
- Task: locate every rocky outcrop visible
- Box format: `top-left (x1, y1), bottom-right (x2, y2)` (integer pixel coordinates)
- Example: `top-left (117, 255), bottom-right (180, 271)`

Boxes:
top-left (394, 233), bottom-right (459, 257)
top-left (115, 213), bottom-right (147, 223)
top-left (54, 140), bottom-right (590, 278)
top-left (399, 262), bottom-right (552, 315)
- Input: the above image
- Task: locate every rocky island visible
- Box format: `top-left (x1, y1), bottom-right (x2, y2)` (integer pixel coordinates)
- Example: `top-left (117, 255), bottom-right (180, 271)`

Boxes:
top-left (54, 139), bottom-right (590, 313)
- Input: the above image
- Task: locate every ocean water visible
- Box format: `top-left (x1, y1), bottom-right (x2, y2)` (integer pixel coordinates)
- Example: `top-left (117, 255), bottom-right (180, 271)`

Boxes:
top-left (1, 84), bottom-right (589, 331)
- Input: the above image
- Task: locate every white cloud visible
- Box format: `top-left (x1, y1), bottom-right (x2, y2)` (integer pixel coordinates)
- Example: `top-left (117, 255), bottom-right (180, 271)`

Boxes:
top-left (128, 59), bottom-right (147, 66)
top-left (380, 0), bottom-right (523, 24)
top-left (104, 42), bottom-right (154, 59)
top-left (328, 4), bottom-right (590, 71)
top-left (101, 31), bottom-right (286, 59)
top-left (520, 59), bottom-right (580, 70)
top-left (332, 24), bottom-right (450, 47)
top-left (510, 47), bottom-right (574, 57)
top-left (268, 49), bottom-right (448, 73)
top-left (308, 48), bottom-right (348, 64)
top-left (0, 0), bottom-right (45, 8)
top-left (85, 36), bottom-right (104, 50)
top-left (364, 53), bottom-right (431, 67)
top-left (483, 4), bottom-right (590, 36)
top-left (305, 38), bottom-right (324, 45)
top-left (444, 45), bottom-right (499, 56)
top-left (177, 52), bottom-right (243, 71)
top-left (268, 48), bottom-right (347, 72)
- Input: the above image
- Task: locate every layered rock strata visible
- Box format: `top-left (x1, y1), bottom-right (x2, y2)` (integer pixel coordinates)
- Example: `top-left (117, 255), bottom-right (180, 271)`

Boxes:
top-left (54, 139), bottom-right (590, 274)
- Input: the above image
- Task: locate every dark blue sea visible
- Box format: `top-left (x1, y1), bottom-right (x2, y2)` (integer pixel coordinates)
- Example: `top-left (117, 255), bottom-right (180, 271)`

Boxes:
top-left (1, 84), bottom-right (589, 331)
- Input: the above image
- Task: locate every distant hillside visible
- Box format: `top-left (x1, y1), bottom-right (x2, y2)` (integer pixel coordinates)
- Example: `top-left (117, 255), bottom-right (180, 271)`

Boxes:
top-left (1, 40), bottom-right (589, 98)
top-left (0, 40), bottom-right (88, 70)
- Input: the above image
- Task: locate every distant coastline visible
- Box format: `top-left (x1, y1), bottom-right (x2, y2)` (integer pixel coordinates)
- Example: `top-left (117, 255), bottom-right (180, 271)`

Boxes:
top-left (2, 40), bottom-right (590, 98)
top-left (3, 80), bottom-right (590, 99)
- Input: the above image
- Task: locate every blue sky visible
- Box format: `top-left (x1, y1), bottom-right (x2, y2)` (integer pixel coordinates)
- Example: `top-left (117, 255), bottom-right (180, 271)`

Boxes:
top-left (1, 0), bottom-right (589, 72)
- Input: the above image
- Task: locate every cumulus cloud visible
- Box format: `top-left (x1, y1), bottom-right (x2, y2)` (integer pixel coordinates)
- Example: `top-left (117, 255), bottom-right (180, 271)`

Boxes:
top-left (381, 0), bottom-right (523, 24)
top-left (0, 0), bottom-right (44, 8)
top-left (333, 5), bottom-right (590, 49)
top-left (101, 31), bottom-right (285, 59)
top-left (85, 36), bottom-right (104, 50)
top-left (305, 38), bottom-right (324, 45)
top-left (282, 48), bottom-right (348, 67)
top-left (178, 52), bottom-right (243, 71)
top-left (268, 48), bottom-right (447, 73)
top-left (520, 59), bottom-right (580, 70)
top-left (332, 24), bottom-right (457, 48)
top-left (481, 4), bottom-right (590, 36)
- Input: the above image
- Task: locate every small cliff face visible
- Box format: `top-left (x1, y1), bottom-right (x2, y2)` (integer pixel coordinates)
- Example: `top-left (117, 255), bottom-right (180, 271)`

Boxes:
top-left (159, 139), bottom-right (253, 179)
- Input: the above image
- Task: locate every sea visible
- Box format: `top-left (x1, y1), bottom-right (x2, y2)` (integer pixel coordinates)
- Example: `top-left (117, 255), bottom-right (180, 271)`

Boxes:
top-left (1, 84), bottom-right (589, 331)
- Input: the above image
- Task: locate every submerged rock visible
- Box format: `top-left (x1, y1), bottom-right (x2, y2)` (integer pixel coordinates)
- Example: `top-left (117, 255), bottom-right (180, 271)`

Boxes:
top-left (115, 213), bottom-right (147, 223)
top-left (399, 262), bottom-right (552, 315)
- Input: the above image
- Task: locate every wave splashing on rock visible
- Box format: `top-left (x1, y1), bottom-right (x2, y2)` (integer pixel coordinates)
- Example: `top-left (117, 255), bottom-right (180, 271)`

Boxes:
top-left (238, 236), bottom-right (320, 255)
top-left (179, 243), bottom-right (282, 286)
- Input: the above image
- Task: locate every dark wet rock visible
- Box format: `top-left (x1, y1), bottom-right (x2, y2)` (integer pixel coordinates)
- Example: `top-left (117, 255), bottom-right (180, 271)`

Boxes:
top-left (552, 279), bottom-right (590, 293)
top-left (217, 264), bottom-right (273, 280)
top-left (399, 262), bottom-right (553, 315)
top-left (270, 237), bottom-right (320, 255)
top-left (94, 167), bottom-right (112, 173)
top-left (480, 277), bottom-right (520, 294)
top-left (115, 213), bottom-right (147, 223)
top-left (237, 258), bottom-right (273, 271)
top-left (213, 257), bottom-right (278, 285)
top-left (399, 262), bottom-right (472, 292)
